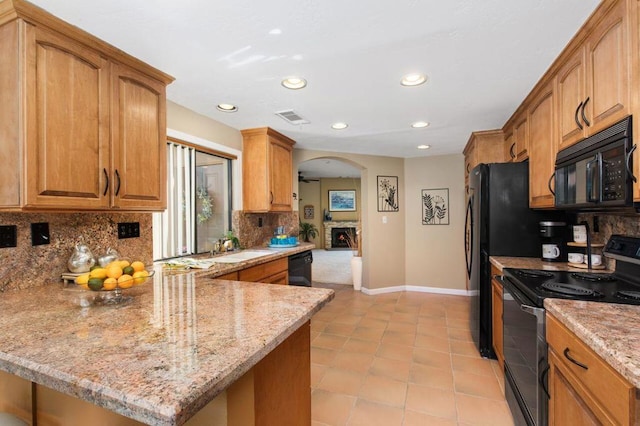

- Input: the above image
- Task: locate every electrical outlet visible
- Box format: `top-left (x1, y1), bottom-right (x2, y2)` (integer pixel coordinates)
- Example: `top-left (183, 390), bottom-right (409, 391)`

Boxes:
top-left (0, 225), bottom-right (17, 248)
top-left (31, 222), bottom-right (50, 246)
top-left (118, 222), bottom-right (140, 239)
top-left (258, 217), bottom-right (263, 227)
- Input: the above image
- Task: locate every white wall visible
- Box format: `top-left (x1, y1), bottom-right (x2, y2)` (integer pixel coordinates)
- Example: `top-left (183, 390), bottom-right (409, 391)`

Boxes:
top-left (404, 154), bottom-right (466, 291)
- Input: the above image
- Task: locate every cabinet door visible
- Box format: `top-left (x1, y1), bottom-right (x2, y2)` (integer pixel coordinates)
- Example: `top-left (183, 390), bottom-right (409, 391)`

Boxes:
top-left (503, 130), bottom-right (515, 163)
top-left (25, 27), bottom-right (110, 209)
top-left (269, 137), bottom-right (293, 212)
top-left (548, 352), bottom-right (600, 426)
top-left (111, 63), bottom-right (167, 210)
top-left (584, 0), bottom-right (630, 133)
top-left (557, 48), bottom-right (587, 150)
top-left (513, 115), bottom-right (529, 161)
top-left (528, 83), bottom-right (557, 208)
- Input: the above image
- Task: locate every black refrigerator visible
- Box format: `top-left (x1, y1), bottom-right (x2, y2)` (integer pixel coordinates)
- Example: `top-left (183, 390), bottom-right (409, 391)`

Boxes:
top-left (465, 162), bottom-right (558, 358)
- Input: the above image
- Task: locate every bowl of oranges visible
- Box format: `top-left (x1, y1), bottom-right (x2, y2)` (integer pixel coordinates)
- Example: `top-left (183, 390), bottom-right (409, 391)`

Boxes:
top-left (68, 259), bottom-right (154, 305)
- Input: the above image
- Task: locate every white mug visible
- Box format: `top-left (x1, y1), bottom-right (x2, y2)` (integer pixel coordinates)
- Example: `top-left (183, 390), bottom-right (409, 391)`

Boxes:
top-left (542, 244), bottom-right (560, 259)
top-left (584, 254), bottom-right (602, 266)
top-left (573, 225), bottom-right (587, 243)
top-left (568, 253), bottom-right (584, 263)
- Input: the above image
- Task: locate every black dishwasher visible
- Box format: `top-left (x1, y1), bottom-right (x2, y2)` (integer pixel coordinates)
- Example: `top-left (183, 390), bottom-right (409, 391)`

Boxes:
top-left (288, 250), bottom-right (313, 287)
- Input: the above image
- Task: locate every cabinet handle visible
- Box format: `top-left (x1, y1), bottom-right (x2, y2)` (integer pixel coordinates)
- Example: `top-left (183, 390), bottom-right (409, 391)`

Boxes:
top-left (547, 172), bottom-right (556, 196)
top-left (270, 191), bottom-right (273, 204)
top-left (581, 97), bottom-right (591, 127)
top-left (466, 164), bottom-right (470, 173)
top-left (563, 347), bottom-right (588, 370)
top-left (574, 101), bottom-right (584, 130)
top-left (626, 144), bottom-right (637, 183)
top-left (509, 143), bottom-right (516, 159)
top-left (103, 168), bottom-right (109, 196)
top-left (115, 169), bottom-right (121, 196)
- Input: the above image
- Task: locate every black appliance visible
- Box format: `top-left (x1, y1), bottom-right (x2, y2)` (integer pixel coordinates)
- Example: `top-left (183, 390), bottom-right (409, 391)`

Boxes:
top-left (288, 250), bottom-right (313, 287)
top-left (539, 221), bottom-right (567, 262)
top-left (501, 235), bottom-right (640, 426)
top-left (465, 162), bottom-right (563, 358)
top-left (555, 116), bottom-right (636, 210)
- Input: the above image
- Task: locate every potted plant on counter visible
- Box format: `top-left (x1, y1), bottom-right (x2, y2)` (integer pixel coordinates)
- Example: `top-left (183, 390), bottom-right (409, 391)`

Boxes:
top-left (299, 222), bottom-right (318, 243)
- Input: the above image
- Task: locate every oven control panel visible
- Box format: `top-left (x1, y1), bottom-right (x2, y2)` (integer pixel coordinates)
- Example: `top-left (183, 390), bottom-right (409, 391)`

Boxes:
top-left (604, 235), bottom-right (640, 262)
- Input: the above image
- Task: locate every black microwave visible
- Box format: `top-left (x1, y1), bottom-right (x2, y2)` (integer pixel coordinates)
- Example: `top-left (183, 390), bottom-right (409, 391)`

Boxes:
top-left (555, 116), bottom-right (634, 209)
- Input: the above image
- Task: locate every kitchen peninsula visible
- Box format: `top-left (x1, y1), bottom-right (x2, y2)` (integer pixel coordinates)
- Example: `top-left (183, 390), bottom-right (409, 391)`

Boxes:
top-left (0, 255), bottom-right (333, 425)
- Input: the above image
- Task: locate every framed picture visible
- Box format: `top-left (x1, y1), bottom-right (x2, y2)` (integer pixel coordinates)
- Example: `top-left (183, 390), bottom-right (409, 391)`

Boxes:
top-left (329, 190), bottom-right (356, 211)
top-left (303, 205), bottom-right (314, 219)
top-left (377, 176), bottom-right (399, 212)
top-left (422, 188), bottom-right (449, 225)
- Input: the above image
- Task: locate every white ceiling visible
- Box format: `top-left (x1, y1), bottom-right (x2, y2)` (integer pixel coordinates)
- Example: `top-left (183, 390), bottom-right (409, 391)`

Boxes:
top-left (30, 0), bottom-right (599, 160)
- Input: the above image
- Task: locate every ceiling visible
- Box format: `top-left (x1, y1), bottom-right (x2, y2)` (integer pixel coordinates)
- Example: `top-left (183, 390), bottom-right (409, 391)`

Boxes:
top-left (30, 0), bottom-right (599, 162)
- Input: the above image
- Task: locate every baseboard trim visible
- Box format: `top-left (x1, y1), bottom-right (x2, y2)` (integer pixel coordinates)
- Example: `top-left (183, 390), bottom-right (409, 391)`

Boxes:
top-left (359, 285), bottom-right (473, 296)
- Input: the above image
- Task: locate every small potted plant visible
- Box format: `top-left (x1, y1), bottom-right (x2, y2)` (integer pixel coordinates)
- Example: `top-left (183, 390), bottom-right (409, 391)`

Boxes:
top-left (298, 222), bottom-right (318, 243)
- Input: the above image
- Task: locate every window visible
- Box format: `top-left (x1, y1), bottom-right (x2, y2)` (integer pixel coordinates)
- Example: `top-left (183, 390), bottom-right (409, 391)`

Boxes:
top-left (153, 140), bottom-right (232, 259)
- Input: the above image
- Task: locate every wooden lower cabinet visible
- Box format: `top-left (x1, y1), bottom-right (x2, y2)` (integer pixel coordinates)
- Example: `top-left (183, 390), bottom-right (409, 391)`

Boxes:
top-left (547, 313), bottom-right (635, 425)
top-left (490, 266), bottom-right (504, 371)
top-left (0, 323), bottom-right (311, 426)
top-left (239, 258), bottom-right (288, 284)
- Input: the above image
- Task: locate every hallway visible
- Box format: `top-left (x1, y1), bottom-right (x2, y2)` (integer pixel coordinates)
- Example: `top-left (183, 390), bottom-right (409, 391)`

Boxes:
top-left (310, 283), bottom-right (514, 425)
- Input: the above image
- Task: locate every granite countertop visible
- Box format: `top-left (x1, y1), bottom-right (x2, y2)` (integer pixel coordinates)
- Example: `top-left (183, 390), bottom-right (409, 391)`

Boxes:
top-left (490, 256), bottom-right (613, 273)
top-left (545, 299), bottom-right (640, 388)
top-left (0, 262), bottom-right (334, 425)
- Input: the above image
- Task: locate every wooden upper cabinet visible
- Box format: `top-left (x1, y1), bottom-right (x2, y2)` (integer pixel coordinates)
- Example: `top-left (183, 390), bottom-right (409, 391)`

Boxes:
top-left (463, 129), bottom-right (504, 186)
top-left (0, 1), bottom-right (173, 212)
top-left (242, 127), bottom-right (295, 212)
top-left (558, 0), bottom-right (630, 151)
top-left (111, 63), bottom-right (167, 210)
top-left (528, 82), bottom-right (557, 209)
top-left (502, 111), bottom-right (528, 163)
top-left (503, 129), bottom-right (515, 162)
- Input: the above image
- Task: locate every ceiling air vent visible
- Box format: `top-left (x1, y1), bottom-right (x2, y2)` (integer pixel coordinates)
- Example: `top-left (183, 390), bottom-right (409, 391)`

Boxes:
top-left (275, 109), bottom-right (309, 125)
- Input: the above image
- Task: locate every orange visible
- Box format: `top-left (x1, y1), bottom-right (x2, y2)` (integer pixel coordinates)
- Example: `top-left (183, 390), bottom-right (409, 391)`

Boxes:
top-left (103, 277), bottom-right (118, 290)
top-left (117, 274), bottom-right (134, 289)
top-left (132, 270), bottom-right (148, 285)
top-left (106, 264), bottom-right (123, 279)
top-left (131, 261), bottom-right (145, 273)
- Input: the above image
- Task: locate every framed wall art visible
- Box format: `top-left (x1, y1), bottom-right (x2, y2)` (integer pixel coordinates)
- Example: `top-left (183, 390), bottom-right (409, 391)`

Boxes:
top-left (377, 176), bottom-right (399, 212)
top-left (303, 204), bottom-right (314, 219)
top-left (421, 188), bottom-right (449, 225)
top-left (328, 190), bottom-right (356, 211)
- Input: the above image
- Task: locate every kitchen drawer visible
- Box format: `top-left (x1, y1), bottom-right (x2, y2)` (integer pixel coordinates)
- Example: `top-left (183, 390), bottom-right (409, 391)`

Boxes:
top-left (239, 258), bottom-right (288, 283)
top-left (546, 313), bottom-right (634, 425)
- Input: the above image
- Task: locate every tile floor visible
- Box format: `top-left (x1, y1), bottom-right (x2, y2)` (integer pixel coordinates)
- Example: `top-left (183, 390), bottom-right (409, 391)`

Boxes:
top-left (310, 283), bottom-right (515, 426)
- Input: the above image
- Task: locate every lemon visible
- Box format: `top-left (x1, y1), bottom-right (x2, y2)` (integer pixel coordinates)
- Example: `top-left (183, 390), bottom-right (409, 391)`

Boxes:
top-left (106, 264), bottom-right (123, 279)
top-left (118, 260), bottom-right (131, 269)
top-left (103, 277), bottom-right (118, 291)
top-left (132, 270), bottom-right (148, 285)
top-left (131, 261), bottom-right (145, 273)
top-left (89, 268), bottom-right (108, 279)
top-left (88, 277), bottom-right (104, 291)
top-left (75, 273), bottom-right (90, 286)
top-left (117, 274), bottom-right (134, 289)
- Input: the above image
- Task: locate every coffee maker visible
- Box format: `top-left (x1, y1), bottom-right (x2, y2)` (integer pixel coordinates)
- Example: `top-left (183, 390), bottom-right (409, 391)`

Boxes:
top-left (539, 221), bottom-right (568, 262)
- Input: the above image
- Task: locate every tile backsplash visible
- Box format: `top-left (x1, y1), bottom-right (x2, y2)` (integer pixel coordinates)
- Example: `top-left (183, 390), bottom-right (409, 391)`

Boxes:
top-left (577, 213), bottom-right (640, 268)
top-left (233, 211), bottom-right (299, 249)
top-left (0, 212), bottom-right (152, 292)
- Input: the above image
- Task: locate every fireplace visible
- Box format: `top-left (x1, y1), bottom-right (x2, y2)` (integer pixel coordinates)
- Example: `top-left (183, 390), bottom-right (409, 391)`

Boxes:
top-left (331, 227), bottom-right (356, 249)
top-left (323, 220), bottom-right (359, 250)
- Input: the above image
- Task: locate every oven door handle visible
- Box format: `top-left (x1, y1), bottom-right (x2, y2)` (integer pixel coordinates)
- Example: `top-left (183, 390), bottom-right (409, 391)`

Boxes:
top-left (501, 276), bottom-right (545, 321)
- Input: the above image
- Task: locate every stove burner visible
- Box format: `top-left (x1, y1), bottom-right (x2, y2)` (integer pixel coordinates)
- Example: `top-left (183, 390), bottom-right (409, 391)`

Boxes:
top-left (541, 282), bottom-right (603, 298)
top-left (514, 270), bottom-right (554, 279)
top-left (571, 272), bottom-right (616, 282)
top-left (616, 291), bottom-right (640, 301)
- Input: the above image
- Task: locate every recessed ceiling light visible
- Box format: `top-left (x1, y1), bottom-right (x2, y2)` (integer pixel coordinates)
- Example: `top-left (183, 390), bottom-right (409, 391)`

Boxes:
top-left (331, 122), bottom-right (348, 130)
top-left (216, 103), bottom-right (238, 112)
top-left (401, 73), bottom-right (427, 87)
top-left (281, 77), bottom-right (307, 90)
top-left (417, 144), bottom-right (431, 150)
top-left (411, 121), bottom-right (430, 128)
top-left (268, 28), bottom-right (282, 35)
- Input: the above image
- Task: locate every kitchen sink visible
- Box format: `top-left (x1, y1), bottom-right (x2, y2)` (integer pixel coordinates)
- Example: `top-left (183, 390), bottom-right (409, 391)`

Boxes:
top-left (211, 250), bottom-right (272, 263)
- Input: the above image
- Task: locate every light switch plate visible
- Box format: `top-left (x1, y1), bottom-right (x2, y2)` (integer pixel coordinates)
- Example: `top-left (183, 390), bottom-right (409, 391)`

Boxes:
top-left (31, 222), bottom-right (50, 246)
top-left (0, 225), bottom-right (17, 248)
